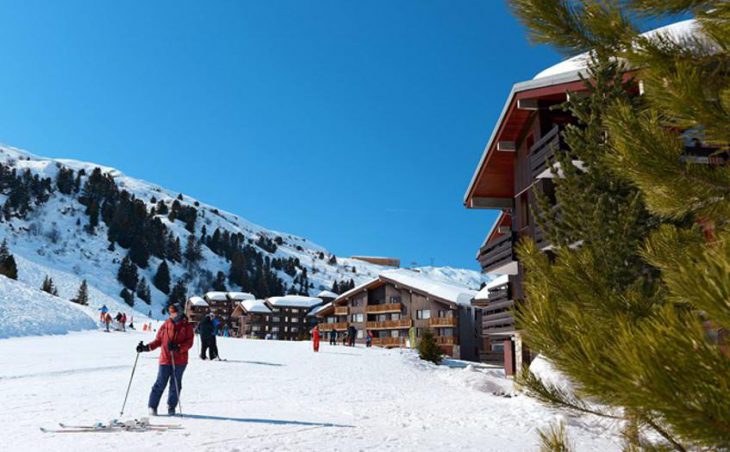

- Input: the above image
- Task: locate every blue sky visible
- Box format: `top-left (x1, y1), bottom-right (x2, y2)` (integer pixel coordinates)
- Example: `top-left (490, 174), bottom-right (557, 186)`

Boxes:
top-left (0, 1), bottom-right (592, 269)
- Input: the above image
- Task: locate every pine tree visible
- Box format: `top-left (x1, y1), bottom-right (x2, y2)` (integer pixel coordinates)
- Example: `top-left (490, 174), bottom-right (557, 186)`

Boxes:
top-left (153, 260), bottom-right (171, 294)
top-left (184, 234), bottom-right (202, 264)
top-left (510, 1), bottom-right (730, 449)
top-left (120, 288), bottom-right (134, 307)
top-left (417, 329), bottom-right (442, 364)
top-left (168, 279), bottom-right (187, 307)
top-left (71, 280), bottom-right (89, 306)
top-left (136, 277), bottom-right (151, 305)
top-left (116, 255), bottom-right (138, 291)
top-left (0, 239), bottom-right (18, 280)
top-left (212, 271), bottom-right (226, 291)
top-left (41, 275), bottom-right (58, 296)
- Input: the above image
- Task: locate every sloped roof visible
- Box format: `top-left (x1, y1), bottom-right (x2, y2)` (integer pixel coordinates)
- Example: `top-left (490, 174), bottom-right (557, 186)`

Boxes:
top-left (204, 291), bottom-right (228, 301)
top-left (241, 299), bottom-right (272, 314)
top-left (267, 295), bottom-right (324, 309)
top-left (188, 296), bottom-right (208, 307)
top-left (474, 275), bottom-right (509, 300)
top-left (316, 290), bottom-right (339, 299)
top-left (380, 269), bottom-right (477, 306)
top-left (228, 292), bottom-right (255, 301)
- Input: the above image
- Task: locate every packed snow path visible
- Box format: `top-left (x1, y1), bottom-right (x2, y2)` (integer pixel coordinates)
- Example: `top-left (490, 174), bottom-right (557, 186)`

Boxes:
top-left (0, 331), bottom-right (621, 451)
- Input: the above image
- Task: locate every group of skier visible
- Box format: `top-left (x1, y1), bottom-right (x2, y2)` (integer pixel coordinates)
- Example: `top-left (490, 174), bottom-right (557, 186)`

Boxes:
top-left (311, 325), bottom-right (373, 352)
top-left (98, 305), bottom-right (132, 332)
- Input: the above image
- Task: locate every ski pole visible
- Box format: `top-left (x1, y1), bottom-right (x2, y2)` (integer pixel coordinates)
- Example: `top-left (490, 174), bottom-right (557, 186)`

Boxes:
top-left (120, 347), bottom-right (141, 417)
top-left (170, 350), bottom-right (183, 417)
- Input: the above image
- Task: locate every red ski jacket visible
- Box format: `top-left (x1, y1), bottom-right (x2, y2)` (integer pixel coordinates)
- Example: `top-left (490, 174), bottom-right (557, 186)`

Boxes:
top-left (148, 316), bottom-right (194, 365)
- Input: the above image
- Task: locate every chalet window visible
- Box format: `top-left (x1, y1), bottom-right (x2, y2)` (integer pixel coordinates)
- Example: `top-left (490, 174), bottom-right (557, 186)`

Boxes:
top-left (291, 327), bottom-right (298, 333)
top-left (357, 330), bottom-right (364, 339)
top-left (327, 317), bottom-right (336, 324)
top-left (352, 299), bottom-right (360, 307)
top-left (351, 313), bottom-right (364, 323)
top-left (390, 313), bottom-right (401, 320)
top-left (291, 308), bottom-right (299, 314)
top-left (491, 342), bottom-right (504, 352)
top-left (389, 330), bottom-right (400, 338)
top-left (437, 310), bottom-right (453, 318)
top-left (291, 317), bottom-right (299, 323)
top-left (389, 296), bottom-right (401, 303)
top-left (271, 326), bottom-right (280, 332)
top-left (272, 316), bottom-right (280, 323)
top-left (440, 328), bottom-right (454, 337)
top-left (377, 314), bottom-right (388, 322)
top-left (416, 310), bottom-right (431, 320)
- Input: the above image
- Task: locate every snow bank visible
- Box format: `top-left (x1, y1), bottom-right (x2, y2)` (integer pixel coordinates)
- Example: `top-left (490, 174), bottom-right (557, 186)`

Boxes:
top-left (0, 276), bottom-right (96, 339)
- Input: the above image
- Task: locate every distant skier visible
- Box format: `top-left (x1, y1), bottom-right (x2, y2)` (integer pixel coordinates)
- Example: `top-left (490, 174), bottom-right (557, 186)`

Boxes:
top-left (104, 312), bottom-right (112, 332)
top-left (366, 330), bottom-right (372, 348)
top-left (98, 305), bottom-right (109, 324)
top-left (311, 325), bottom-right (320, 352)
top-left (135, 303), bottom-right (194, 416)
top-left (197, 315), bottom-right (218, 360)
top-left (120, 313), bottom-right (127, 332)
top-left (329, 329), bottom-right (337, 346)
top-left (212, 315), bottom-right (221, 336)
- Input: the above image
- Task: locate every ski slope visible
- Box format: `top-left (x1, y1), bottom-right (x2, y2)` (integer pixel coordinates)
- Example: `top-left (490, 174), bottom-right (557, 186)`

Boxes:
top-left (0, 331), bottom-right (622, 451)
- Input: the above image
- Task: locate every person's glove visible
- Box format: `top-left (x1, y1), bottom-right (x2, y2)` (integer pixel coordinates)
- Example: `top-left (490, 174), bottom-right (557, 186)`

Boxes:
top-left (136, 342), bottom-right (150, 353)
top-left (167, 342), bottom-right (180, 352)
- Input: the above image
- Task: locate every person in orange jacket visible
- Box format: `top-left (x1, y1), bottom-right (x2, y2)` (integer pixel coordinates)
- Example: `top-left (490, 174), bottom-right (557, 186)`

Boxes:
top-left (311, 325), bottom-right (320, 352)
top-left (136, 303), bottom-right (194, 416)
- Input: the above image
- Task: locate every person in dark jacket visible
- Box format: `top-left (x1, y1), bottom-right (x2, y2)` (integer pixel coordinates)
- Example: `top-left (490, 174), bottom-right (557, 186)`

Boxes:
top-left (329, 329), bottom-right (337, 346)
top-left (348, 325), bottom-right (357, 347)
top-left (197, 315), bottom-right (218, 360)
top-left (136, 303), bottom-right (194, 416)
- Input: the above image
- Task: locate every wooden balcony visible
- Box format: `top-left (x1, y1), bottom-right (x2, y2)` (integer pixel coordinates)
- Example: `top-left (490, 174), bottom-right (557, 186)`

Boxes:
top-left (318, 322), bottom-right (348, 332)
top-left (429, 317), bottom-right (457, 328)
top-left (435, 336), bottom-right (456, 346)
top-left (371, 337), bottom-right (404, 347)
top-left (477, 232), bottom-right (517, 274)
top-left (529, 125), bottom-right (563, 180)
top-left (334, 306), bottom-right (349, 316)
top-left (365, 303), bottom-right (402, 314)
top-left (366, 319), bottom-right (412, 330)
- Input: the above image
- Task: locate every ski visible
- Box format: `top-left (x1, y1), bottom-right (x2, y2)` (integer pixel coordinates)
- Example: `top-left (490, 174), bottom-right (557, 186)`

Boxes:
top-left (42, 418), bottom-right (183, 433)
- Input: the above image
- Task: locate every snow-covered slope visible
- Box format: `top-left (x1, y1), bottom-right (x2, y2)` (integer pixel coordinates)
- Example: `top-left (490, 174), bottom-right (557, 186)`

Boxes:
top-left (0, 275), bottom-right (95, 339)
top-left (0, 332), bottom-right (623, 451)
top-left (0, 144), bottom-right (489, 328)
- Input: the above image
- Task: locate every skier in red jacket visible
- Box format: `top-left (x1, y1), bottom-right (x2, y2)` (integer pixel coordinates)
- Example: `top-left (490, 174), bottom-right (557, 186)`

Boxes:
top-left (136, 303), bottom-right (194, 416)
top-left (311, 325), bottom-right (320, 352)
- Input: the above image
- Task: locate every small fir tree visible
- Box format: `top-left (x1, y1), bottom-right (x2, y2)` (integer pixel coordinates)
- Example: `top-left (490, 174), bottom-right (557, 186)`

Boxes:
top-left (417, 329), bottom-right (442, 365)
top-left (153, 260), bottom-right (171, 295)
top-left (41, 276), bottom-right (58, 296)
top-left (120, 288), bottom-right (134, 307)
top-left (168, 279), bottom-right (187, 307)
top-left (212, 271), bottom-right (226, 292)
top-left (136, 277), bottom-right (151, 305)
top-left (0, 239), bottom-right (18, 280)
top-left (71, 280), bottom-right (89, 306)
top-left (116, 255), bottom-right (138, 291)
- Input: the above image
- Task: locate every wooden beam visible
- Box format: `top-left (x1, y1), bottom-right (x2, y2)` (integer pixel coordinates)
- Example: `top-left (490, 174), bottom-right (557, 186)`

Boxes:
top-left (516, 99), bottom-right (539, 110)
top-left (496, 141), bottom-right (516, 152)
top-left (470, 197), bottom-right (514, 209)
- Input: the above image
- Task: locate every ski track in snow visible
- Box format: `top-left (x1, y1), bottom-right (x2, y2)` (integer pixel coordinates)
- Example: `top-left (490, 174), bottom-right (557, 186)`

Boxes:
top-left (0, 331), bottom-right (622, 451)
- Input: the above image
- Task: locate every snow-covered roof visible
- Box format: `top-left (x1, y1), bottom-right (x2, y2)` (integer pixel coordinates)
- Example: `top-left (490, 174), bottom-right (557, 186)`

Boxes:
top-left (228, 292), bottom-right (255, 301)
top-left (316, 290), bottom-right (339, 299)
top-left (474, 275), bottom-right (509, 300)
top-left (534, 19), bottom-right (699, 80)
top-left (204, 291), bottom-right (228, 302)
top-left (241, 299), bottom-right (272, 314)
top-left (188, 296), bottom-right (208, 307)
top-left (308, 302), bottom-right (332, 317)
top-left (380, 269), bottom-right (477, 306)
top-left (267, 295), bottom-right (324, 309)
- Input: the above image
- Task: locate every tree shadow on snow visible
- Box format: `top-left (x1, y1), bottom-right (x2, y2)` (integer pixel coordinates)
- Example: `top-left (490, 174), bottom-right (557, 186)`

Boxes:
top-left (182, 414), bottom-right (353, 428)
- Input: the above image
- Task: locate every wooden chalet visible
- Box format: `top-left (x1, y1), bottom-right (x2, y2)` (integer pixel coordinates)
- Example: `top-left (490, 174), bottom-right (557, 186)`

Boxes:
top-left (266, 295), bottom-right (325, 341)
top-left (231, 299), bottom-right (272, 339)
top-left (316, 269), bottom-right (479, 360)
top-left (184, 296), bottom-right (210, 326)
top-left (463, 19), bottom-right (727, 376)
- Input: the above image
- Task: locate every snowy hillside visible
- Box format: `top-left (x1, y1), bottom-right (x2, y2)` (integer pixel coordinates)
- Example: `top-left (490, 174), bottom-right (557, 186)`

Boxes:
top-left (0, 144), bottom-right (488, 325)
top-left (0, 332), bottom-right (622, 451)
top-left (0, 275), bottom-right (95, 339)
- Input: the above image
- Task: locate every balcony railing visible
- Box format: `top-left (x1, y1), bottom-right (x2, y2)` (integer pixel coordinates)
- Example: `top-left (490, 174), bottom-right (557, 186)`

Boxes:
top-left (372, 337), bottom-right (404, 347)
top-left (435, 336), bottom-right (456, 346)
top-left (365, 303), bottom-right (402, 314)
top-left (366, 319), bottom-right (413, 330)
top-left (318, 322), bottom-right (349, 332)
top-left (529, 125), bottom-right (563, 180)
top-left (334, 306), bottom-right (349, 316)
top-left (486, 283), bottom-right (511, 305)
top-left (429, 317), bottom-right (457, 328)
top-left (477, 232), bottom-right (516, 274)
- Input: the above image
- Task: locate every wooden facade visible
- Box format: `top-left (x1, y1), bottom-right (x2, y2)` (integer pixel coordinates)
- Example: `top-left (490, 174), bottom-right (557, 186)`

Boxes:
top-left (316, 271), bottom-right (479, 360)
